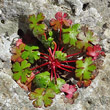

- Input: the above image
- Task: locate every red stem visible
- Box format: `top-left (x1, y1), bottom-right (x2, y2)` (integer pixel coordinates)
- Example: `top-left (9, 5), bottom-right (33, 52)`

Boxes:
top-left (34, 71), bottom-right (40, 75)
top-left (53, 66), bottom-right (57, 81)
top-left (57, 73), bottom-right (60, 78)
top-left (60, 60), bottom-right (77, 63)
top-left (57, 46), bottom-right (59, 51)
top-left (60, 28), bottom-right (62, 41)
top-left (30, 62), bottom-right (49, 71)
top-left (40, 56), bottom-right (48, 60)
top-left (48, 48), bottom-right (53, 57)
top-left (40, 52), bottom-right (51, 59)
top-left (56, 65), bottom-right (72, 72)
top-left (60, 47), bottom-right (64, 51)
top-left (66, 51), bottom-right (81, 57)
top-left (59, 20), bottom-right (62, 41)
top-left (59, 64), bottom-right (75, 69)
top-left (44, 33), bottom-right (47, 40)
top-left (53, 41), bottom-right (57, 57)
top-left (50, 67), bottom-right (53, 81)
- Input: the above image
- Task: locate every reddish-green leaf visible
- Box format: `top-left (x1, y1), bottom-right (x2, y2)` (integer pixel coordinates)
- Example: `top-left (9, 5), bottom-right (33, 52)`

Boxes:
top-left (86, 44), bottom-right (105, 60)
top-left (77, 80), bottom-right (91, 88)
top-left (76, 29), bottom-right (97, 50)
top-left (11, 44), bottom-right (25, 62)
top-left (29, 88), bottom-right (55, 108)
top-left (43, 89), bottom-right (55, 107)
top-left (50, 12), bottom-right (72, 30)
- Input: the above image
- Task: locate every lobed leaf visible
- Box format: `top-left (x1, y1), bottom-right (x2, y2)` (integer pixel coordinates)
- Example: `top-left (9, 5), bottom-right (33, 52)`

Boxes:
top-left (75, 57), bottom-right (96, 80)
top-left (43, 89), bottom-right (55, 107)
top-left (50, 12), bottom-right (72, 30)
top-left (11, 44), bottom-right (25, 62)
top-left (29, 13), bottom-right (46, 36)
top-left (76, 29), bottom-right (97, 50)
top-left (29, 88), bottom-right (55, 108)
top-left (12, 60), bottom-right (31, 83)
top-left (21, 45), bottom-right (40, 64)
top-left (62, 24), bottom-right (80, 46)
top-left (86, 44), bottom-right (105, 60)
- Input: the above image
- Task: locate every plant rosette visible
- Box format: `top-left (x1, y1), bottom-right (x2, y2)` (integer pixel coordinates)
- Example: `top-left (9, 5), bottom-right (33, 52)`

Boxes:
top-left (11, 12), bottom-right (105, 108)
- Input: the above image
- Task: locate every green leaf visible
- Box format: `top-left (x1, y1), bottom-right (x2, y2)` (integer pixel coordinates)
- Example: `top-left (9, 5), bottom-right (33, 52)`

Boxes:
top-left (33, 71), bottom-right (65, 93)
top-left (76, 29), bottom-right (97, 50)
top-left (48, 78), bottom-right (66, 94)
top-left (62, 24), bottom-right (80, 46)
top-left (12, 60), bottom-right (31, 83)
top-left (41, 35), bottom-right (54, 49)
top-left (33, 71), bottom-right (51, 88)
top-left (75, 57), bottom-right (96, 80)
top-left (21, 45), bottom-right (40, 64)
top-left (29, 13), bottom-right (46, 36)
top-left (49, 30), bottom-right (53, 37)
top-left (55, 51), bottom-right (67, 61)
top-left (29, 88), bottom-right (55, 108)
top-left (29, 88), bottom-right (44, 107)
top-left (43, 89), bottom-right (55, 107)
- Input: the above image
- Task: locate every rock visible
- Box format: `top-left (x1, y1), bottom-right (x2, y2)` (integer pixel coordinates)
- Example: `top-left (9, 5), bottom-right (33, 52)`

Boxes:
top-left (0, 0), bottom-right (110, 110)
top-left (79, 7), bottom-right (102, 27)
top-left (0, 33), bottom-right (18, 62)
top-left (65, 0), bottom-right (83, 16)
top-left (101, 39), bottom-right (110, 52)
top-left (104, 29), bottom-right (110, 38)
top-left (0, 71), bottom-right (37, 110)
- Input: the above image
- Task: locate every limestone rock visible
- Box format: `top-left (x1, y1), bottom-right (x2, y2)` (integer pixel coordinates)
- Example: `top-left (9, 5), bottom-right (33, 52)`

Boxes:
top-left (0, 0), bottom-right (110, 110)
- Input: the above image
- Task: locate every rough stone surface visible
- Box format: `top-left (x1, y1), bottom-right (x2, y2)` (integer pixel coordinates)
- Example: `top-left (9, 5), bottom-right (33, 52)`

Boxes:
top-left (0, 0), bottom-right (110, 110)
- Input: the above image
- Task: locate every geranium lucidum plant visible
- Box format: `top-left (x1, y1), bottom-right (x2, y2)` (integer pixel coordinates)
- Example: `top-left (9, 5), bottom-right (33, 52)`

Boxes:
top-left (11, 12), bottom-right (105, 108)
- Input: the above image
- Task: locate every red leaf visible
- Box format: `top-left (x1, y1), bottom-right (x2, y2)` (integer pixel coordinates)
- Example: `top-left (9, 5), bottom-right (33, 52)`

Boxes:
top-left (61, 84), bottom-right (77, 99)
top-left (86, 44), bottom-right (105, 60)
top-left (50, 12), bottom-right (72, 30)
top-left (16, 39), bottom-right (24, 47)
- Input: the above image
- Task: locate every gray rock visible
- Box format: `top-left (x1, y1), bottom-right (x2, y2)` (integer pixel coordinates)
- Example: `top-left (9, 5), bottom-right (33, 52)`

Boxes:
top-left (65, 0), bottom-right (83, 16)
top-left (0, 71), bottom-right (38, 110)
top-left (0, 0), bottom-right (110, 110)
top-left (0, 33), bottom-right (18, 62)
top-left (101, 39), bottom-right (110, 52)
